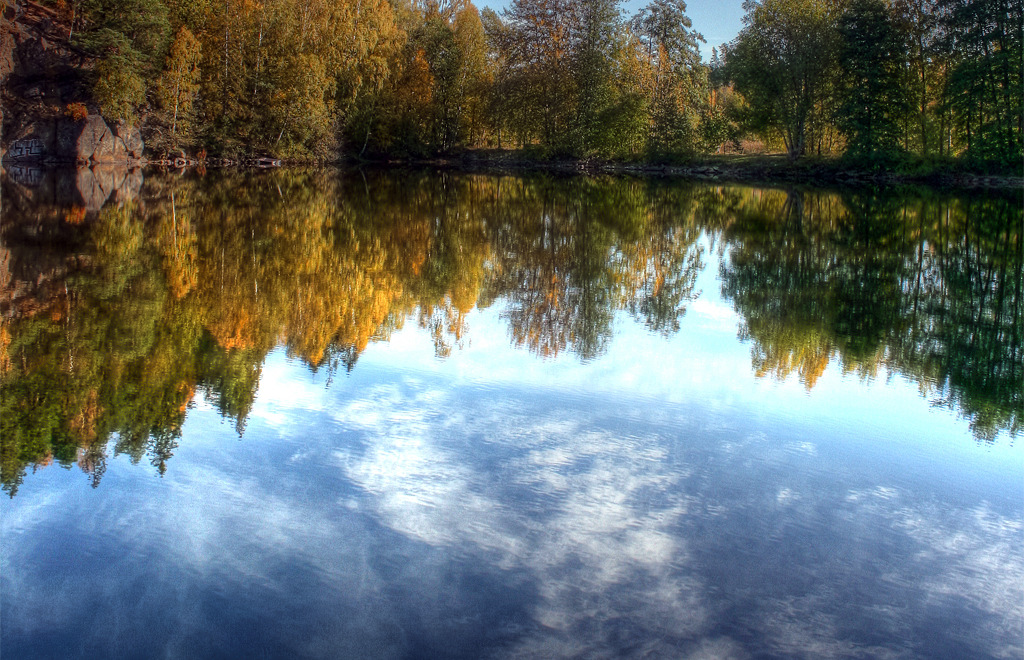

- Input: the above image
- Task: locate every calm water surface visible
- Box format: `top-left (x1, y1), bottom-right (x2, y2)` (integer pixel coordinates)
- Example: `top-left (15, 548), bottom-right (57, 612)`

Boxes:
top-left (1, 168), bottom-right (1021, 659)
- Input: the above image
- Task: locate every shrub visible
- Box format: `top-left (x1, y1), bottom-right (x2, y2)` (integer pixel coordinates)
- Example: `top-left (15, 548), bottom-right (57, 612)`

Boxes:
top-left (64, 103), bottom-right (89, 122)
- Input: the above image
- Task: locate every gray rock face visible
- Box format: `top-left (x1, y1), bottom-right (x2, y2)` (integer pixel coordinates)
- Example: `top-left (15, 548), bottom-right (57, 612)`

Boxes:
top-left (3, 120), bottom-right (57, 160)
top-left (93, 123), bottom-right (128, 163)
top-left (5, 115), bottom-right (144, 164)
top-left (116, 123), bottom-right (145, 159)
top-left (74, 115), bottom-right (112, 162)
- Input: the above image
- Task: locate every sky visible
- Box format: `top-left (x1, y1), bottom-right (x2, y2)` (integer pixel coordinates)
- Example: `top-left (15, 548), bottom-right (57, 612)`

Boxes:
top-left (477, 0), bottom-right (748, 60)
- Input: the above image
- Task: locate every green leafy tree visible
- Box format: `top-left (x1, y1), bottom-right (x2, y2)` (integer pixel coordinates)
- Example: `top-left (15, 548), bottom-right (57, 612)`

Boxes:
top-left (419, 14), bottom-right (465, 151)
top-left (938, 0), bottom-right (1023, 164)
top-left (498, 0), bottom-right (580, 150)
top-left (892, 0), bottom-right (941, 155)
top-left (569, 0), bottom-right (624, 155)
top-left (74, 0), bottom-right (171, 123)
top-left (76, 0), bottom-right (172, 68)
top-left (453, 5), bottom-right (491, 146)
top-left (94, 54), bottom-right (148, 123)
top-left (725, 0), bottom-right (840, 157)
top-left (837, 0), bottom-right (910, 162)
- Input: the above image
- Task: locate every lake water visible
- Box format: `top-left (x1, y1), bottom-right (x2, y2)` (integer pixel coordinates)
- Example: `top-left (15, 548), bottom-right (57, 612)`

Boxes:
top-left (1, 168), bottom-right (1021, 659)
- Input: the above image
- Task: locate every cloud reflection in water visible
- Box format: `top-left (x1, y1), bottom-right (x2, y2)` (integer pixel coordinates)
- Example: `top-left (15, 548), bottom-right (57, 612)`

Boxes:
top-left (321, 373), bottom-right (1022, 659)
top-left (2, 356), bottom-right (1021, 659)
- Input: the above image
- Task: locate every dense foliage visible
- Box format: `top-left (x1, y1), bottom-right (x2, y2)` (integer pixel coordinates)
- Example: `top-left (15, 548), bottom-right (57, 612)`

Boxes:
top-left (42, 0), bottom-right (1024, 164)
top-left (723, 0), bottom-right (1023, 165)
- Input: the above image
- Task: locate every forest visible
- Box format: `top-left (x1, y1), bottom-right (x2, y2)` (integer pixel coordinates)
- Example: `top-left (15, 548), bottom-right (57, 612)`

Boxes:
top-left (2, 170), bottom-right (1021, 493)
top-left (34, 0), bottom-right (1024, 166)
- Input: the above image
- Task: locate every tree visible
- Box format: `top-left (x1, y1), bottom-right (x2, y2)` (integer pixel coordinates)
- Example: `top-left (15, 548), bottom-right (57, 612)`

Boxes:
top-left (408, 4), bottom-right (490, 152)
top-left (498, 0), bottom-right (579, 149)
top-left (453, 5), bottom-right (491, 146)
top-left (937, 0), bottom-right (1023, 164)
top-left (631, 0), bottom-right (707, 154)
top-left (93, 54), bottom-right (147, 123)
top-left (75, 0), bottom-right (171, 69)
top-left (725, 0), bottom-right (839, 158)
top-left (157, 26), bottom-right (203, 144)
top-left (892, 0), bottom-right (941, 155)
top-left (569, 0), bottom-right (623, 154)
top-left (837, 0), bottom-right (910, 161)
top-left (74, 0), bottom-right (171, 123)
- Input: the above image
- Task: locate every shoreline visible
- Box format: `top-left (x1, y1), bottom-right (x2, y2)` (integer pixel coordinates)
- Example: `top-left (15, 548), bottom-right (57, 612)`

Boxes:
top-left (349, 152), bottom-right (1024, 191)
top-left (5, 152), bottom-right (1023, 193)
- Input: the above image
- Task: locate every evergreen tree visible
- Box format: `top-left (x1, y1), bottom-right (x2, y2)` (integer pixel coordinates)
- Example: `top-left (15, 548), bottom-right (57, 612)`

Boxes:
top-left (569, 0), bottom-right (623, 155)
top-left (837, 0), bottom-right (910, 161)
top-left (631, 0), bottom-right (707, 154)
top-left (938, 0), bottom-right (1024, 164)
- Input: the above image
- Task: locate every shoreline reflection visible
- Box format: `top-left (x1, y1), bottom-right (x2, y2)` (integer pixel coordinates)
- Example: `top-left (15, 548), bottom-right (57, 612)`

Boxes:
top-left (1, 169), bottom-right (1020, 493)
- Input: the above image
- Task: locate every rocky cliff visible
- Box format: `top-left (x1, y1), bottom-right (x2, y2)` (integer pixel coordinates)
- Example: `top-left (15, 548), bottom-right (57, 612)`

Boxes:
top-left (1, 0), bottom-right (144, 165)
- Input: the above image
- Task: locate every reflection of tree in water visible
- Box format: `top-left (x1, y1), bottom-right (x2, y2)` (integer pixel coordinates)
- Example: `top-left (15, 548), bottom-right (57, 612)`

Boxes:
top-left (1, 200), bottom-right (194, 495)
top-left (486, 179), bottom-right (615, 360)
top-left (614, 185), bottom-right (706, 336)
top-left (719, 187), bottom-right (1022, 441)
top-left (0, 171), bottom-right (705, 492)
top-left (1, 171), bottom-right (1019, 493)
top-left (893, 196), bottom-right (1023, 441)
top-left (486, 177), bottom-right (705, 359)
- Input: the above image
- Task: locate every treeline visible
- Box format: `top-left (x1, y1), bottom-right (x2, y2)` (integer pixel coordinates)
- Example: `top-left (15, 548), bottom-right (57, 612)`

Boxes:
top-left (30, 0), bottom-right (1024, 162)
top-left (48, 0), bottom-right (1022, 164)
top-left (724, 0), bottom-right (1023, 164)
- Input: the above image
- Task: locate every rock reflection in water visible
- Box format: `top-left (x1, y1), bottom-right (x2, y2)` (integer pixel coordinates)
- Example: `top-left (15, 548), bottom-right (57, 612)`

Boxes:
top-left (4, 163), bottom-right (143, 211)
